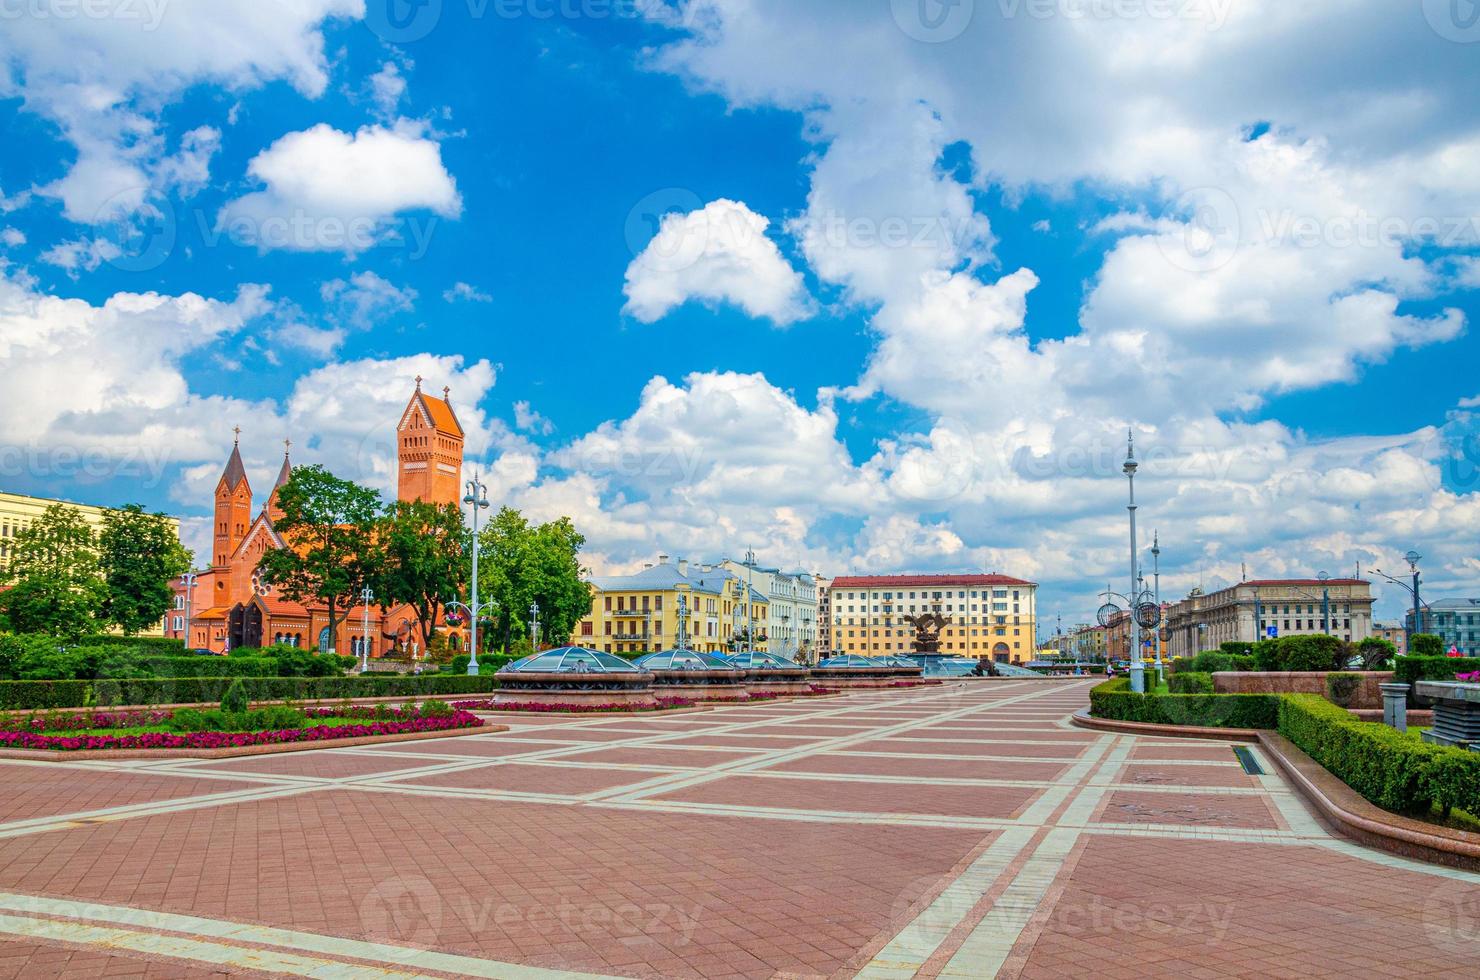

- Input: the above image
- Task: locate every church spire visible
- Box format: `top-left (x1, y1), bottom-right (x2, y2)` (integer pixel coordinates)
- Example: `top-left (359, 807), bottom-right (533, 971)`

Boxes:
top-left (220, 429), bottom-right (248, 492)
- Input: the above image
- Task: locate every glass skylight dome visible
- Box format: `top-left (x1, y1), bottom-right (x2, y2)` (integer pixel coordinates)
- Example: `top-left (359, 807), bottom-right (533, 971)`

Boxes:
top-left (817, 654), bottom-right (892, 668)
top-left (499, 646), bottom-right (644, 674)
top-left (634, 649), bottom-right (740, 672)
top-left (724, 650), bottom-right (806, 671)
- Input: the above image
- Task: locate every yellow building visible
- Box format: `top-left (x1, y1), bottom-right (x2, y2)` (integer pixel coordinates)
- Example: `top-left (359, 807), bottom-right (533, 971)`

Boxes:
top-left (572, 556), bottom-right (769, 655)
top-left (826, 574), bottom-right (1039, 664)
top-left (1, 490), bottom-right (182, 635)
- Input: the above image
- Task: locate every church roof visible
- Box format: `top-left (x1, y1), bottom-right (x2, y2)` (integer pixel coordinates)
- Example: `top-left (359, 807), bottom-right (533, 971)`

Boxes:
top-left (420, 392), bottom-right (463, 436)
top-left (220, 442), bottom-right (248, 491)
top-left (272, 452), bottom-right (292, 490)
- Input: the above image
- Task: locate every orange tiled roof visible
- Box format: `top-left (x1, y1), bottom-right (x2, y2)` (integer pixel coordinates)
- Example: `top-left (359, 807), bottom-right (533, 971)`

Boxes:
top-left (193, 606), bottom-right (229, 620)
top-left (418, 392), bottom-right (463, 436)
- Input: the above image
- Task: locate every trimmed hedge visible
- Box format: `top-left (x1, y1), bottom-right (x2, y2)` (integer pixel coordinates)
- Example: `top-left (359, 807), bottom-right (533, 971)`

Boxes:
top-left (1411, 634), bottom-right (1445, 658)
top-left (1277, 694), bottom-right (1480, 817)
top-left (1089, 678), bottom-right (1280, 729)
top-left (0, 674), bottom-right (499, 710)
top-left (1167, 671), bottom-right (1213, 694)
top-left (1393, 656), bottom-right (1480, 685)
top-left (1185, 651), bottom-right (1257, 674)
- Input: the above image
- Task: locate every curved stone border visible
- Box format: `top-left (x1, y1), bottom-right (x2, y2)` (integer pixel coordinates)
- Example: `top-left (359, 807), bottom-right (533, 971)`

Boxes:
top-left (0, 722), bottom-right (507, 762)
top-left (1257, 731), bottom-right (1480, 873)
top-left (1074, 709), bottom-right (1480, 871)
top-left (1070, 708), bottom-right (1259, 741)
top-left (466, 704), bottom-right (711, 716)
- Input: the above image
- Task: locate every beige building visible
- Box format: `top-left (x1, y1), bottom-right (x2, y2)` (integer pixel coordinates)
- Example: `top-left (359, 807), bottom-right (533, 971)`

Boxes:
top-left (1165, 579), bottom-right (1374, 659)
top-left (1, 490), bottom-right (182, 636)
top-left (826, 574), bottom-right (1038, 664)
top-left (573, 556), bottom-right (769, 656)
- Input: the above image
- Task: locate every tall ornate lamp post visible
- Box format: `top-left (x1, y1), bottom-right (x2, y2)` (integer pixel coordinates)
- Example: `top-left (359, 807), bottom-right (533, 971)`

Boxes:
top-left (1124, 431), bottom-right (1145, 693)
top-left (529, 600), bottom-right (540, 652)
top-left (743, 549), bottom-right (757, 654)
top-left (452, 473), bottom-right (492, 675)
top-left (181, 571), bottom-right (198, 649)
top-left (359, 586), bottom-right (375, 672)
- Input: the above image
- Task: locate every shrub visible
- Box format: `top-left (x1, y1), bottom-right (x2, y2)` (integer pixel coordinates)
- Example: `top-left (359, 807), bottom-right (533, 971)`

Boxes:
top-left (419, 699), bottom-right (453, 718)
top-left (1356, 636), bottom-right (1398, 671)
top-left (0, 674), bottom-right (499, 710)
top-left (1421, 751), bottom-right (1480, 819)
top-left (1393, 656), bottom-right (1480, 686)
top-left (1167, 672), bottom-right (1214, 694)
top-left (220, 678), bottom-right (249, 713)
top-left (1324, 672), bottom-right (1362, 708)
top-left (1188, 651), bottom-right (1256, 674)
top-left (1274, 694), bottom-right (1480, 815)
top-left (1411, 633), bottom-right (1445, 658)
top-left (1089, 678), bottom-right (1279, 729)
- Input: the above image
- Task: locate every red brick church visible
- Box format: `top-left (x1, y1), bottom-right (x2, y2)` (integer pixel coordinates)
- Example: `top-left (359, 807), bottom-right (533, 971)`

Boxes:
top-left (169, 379), bottom-right (466, 657)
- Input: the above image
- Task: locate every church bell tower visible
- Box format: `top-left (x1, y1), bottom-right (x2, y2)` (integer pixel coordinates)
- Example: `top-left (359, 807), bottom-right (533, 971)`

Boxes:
top-left (396, 377), bottom-right (465, 507)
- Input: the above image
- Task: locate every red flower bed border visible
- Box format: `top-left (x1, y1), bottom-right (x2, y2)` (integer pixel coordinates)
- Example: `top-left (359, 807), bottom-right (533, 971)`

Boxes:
top-left (449, 698), bottom-right (698, 714)
top-left (0, 707), bottom-right (482, 752)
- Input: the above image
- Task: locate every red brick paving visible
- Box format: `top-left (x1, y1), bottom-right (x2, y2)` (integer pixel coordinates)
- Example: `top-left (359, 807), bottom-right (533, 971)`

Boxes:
top-left (653, 773), bottom-right (1042, 819)
top-left (851, 738), bottom-right (1088, 759)
top-left (399, 761), bottom-right (670, 796)
top-left (0, 792), bottom-right (983, 979)
top-left (0, 765), bottom-right (252, 824)
top-left (555, 746), bottom-right (763, 769)
top-left (1119, 763), bottom-right (1257, 789)
top-left (0, 682), bottom-right (1473, 979)
top-left (1093, 789), bottom-right (1283, 830)
top-left (1015, 835), bottom-right (1479, 978)
top-left (0, 940), bottom-right (248, 978)
top-left (762, 752), bottom-right (1072, 781)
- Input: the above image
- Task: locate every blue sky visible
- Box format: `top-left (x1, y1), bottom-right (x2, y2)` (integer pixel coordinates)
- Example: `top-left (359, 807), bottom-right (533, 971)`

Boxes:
top-left (2, 1), bottom-right (1478, 630)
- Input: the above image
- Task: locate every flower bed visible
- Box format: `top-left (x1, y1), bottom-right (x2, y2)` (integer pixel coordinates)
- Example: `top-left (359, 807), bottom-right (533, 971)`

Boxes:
top-left (0, 703), bottom-right (482, 751)
top-left (450, 696), bottom-right (698, 714)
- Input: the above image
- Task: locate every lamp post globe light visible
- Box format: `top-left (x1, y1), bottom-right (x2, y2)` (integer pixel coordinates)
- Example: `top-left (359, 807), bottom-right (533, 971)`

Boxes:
top-left (1124, 431), bottom-right (1145, 693)
top-left (449, 473), bottom-right (492, 676)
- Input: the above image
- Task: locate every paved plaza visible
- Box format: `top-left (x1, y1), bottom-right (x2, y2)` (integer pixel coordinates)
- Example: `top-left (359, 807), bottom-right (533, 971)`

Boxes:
top-left (0, 680), bottom-right (1476, 978)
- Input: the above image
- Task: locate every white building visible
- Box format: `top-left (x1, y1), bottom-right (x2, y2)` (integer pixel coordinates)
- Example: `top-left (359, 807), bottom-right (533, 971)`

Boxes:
top-left (718, 558), bottom-right (820, 663)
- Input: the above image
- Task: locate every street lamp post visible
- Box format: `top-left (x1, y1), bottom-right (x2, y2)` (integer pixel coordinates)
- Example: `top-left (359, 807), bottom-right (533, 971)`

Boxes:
top-left (743, 549), bottom-right (757, 655)
top-left (1124, 431), bottom-right (1145, 693)
top-left (1150, 532), bottom-right (1163, 676)
top-left (530, 600), bottom-right (540, 652)
top-left (456, 473), bottom-right (492, 675)
top-left (1372, 552), bottom-right (1424, 648)
top-left (181, 571), bottom-right (198, 650)
top-left (359, 585), bottom-right (374, 672)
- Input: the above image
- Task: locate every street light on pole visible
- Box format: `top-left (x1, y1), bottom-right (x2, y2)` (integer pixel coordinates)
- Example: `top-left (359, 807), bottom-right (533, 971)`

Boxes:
top-left (1124, 430), bottom-right (1145, 693)
top-left (359, 585), bottom-right (374, 672)
top-left (455, 473), bottom-right (491, 675)
top-left (1372, 552), bottom-right (1425, 648)
top-left (1150, 531), bottom-right (1163, 676)
top-left (530, 600), bottom-right (540, 652)
top-left (181, 571), bottom-right (198, 649)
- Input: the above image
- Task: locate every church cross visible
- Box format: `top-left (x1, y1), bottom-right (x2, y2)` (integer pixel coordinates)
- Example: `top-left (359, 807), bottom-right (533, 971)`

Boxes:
top-left (233, 426), bottom-right (241, 445)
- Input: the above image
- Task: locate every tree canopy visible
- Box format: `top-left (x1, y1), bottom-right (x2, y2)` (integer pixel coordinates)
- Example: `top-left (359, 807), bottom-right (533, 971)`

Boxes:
top-left (476, 508), bottom-right (589, 654)
top-left (255, 465), bottom-right (383, 651)
top-left (0, 503), bottom-right (109, 638)
top-left (376, 499), bottom-right (467, 649)
top-left (99, 504), bottom-right (193, 635)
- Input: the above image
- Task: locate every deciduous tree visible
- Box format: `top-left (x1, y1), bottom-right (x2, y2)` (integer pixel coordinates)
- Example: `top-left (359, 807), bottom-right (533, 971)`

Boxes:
top-left (98, 504), bottom-right (193, 635)
top-left (0, 503), bottom-right (108, 638)
top-left (255, 465), bottom-right (382, 653)
top-left (377, 499), bottom-right (467, 650)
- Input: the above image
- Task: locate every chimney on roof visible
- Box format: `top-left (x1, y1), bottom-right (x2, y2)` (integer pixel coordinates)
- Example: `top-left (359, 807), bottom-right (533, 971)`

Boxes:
top-left (677, 558), bottom-right (688, 576)
top-left (643, 563), bottom-right (653, 570)
top-left (658, 554), bottom-right (669, 564)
